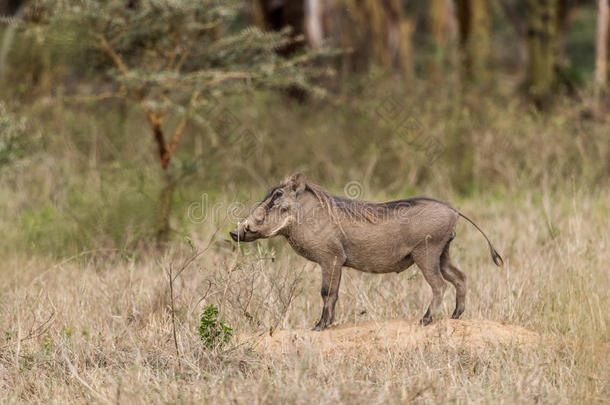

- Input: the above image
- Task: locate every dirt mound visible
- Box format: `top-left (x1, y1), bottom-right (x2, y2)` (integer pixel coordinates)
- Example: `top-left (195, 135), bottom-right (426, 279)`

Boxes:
top-left (244, 318), bottom-right (543, 357)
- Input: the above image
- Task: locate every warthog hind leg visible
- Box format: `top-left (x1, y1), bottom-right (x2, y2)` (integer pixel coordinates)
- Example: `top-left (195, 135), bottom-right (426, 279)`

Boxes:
top-left (440, 241), bottom-right (467, 319)
top-left (413, 245), bottom-right (447, 326)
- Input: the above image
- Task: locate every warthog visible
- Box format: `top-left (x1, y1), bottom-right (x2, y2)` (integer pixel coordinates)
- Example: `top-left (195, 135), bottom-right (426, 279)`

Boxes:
top-left (230, 173), bottom-right (503, 330)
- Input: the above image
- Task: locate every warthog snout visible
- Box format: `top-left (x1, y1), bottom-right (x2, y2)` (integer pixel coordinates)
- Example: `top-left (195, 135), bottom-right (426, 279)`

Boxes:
top-left (229, 221), bottom-right (256, 242)
top-left (229, 229), bottom-right (240, 241)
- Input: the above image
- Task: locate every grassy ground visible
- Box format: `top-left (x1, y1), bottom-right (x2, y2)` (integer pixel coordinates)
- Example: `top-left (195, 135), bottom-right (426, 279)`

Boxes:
top-left (1, 187), bottom-right (608, 403)
top-left (1, 60), bottom-right (609, 403)
top-left (1, 5), bottom-right (609, 402)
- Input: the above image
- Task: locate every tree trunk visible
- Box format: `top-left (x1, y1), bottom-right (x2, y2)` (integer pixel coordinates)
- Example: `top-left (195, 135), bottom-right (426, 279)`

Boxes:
top-left (0, 0), bottom-right (23, 16)
top-left (383, 0), bottom-right (414, 78)
top-left (455, 0), bottom-right (491, 83)
top-left (255, 0), bottom-right (305, 55)
top-left (469, 0), bottom-right (490, 81)
top-left (526, 0), bottom-right (559, 108)
top-left (595, 0), bottom-right (609, 90)
top-left (146, 112), bottom-right (175, 245)
top-left (157, 171), bottom-right (176, 246)
top-left (305, 0), bottom-right (324, 49)
top-left (398, 16), bottom-right (415, 80)
top-left (428, 0), bottom-right (449, 83)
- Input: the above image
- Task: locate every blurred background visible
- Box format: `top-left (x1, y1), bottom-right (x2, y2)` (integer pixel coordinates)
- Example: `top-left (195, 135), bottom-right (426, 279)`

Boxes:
top-left (0, 0), bottom-right (608, 256)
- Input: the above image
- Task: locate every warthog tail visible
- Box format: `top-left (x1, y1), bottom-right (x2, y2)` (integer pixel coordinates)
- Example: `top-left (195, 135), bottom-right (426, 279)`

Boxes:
top-left (458, 212), bottom-right (504, 267)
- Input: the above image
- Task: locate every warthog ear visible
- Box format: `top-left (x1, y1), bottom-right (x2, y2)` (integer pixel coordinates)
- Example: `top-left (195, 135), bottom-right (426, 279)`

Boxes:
top-left (288, 172), bottom-right (306, 193)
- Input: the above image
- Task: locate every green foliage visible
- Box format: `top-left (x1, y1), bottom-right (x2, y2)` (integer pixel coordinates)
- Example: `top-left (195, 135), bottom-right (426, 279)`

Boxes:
top-left (22, 0), bottom-right (331, 241)
top-left (41, 0), bottom-right (328, 112)
top-left (198, 304), bottom-right (232, 350)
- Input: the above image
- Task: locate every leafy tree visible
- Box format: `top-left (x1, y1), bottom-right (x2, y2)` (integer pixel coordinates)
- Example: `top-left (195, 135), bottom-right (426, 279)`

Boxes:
top-left (37, 0), bottom-right (327, 244)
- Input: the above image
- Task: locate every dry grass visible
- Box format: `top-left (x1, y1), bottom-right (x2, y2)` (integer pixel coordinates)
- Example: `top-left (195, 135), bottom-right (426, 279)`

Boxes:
top-left (0, 187), bottom-right (608, 404)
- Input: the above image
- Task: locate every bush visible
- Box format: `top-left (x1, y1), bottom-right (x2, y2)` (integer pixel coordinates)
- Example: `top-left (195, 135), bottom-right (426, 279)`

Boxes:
top-left (198, 304), bottom-right (232, 350)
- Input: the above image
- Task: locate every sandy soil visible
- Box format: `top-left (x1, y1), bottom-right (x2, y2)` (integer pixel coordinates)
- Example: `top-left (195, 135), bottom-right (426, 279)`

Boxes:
top-left (243, 318), bottom-right (546, 358)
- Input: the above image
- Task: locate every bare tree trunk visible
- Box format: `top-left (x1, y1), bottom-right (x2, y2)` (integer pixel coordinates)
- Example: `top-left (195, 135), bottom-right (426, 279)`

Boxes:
top-left (455, 0), bottom-right (490, 83)
top-left (470, 0), bottom-right (490, 81)
top-left (145, 113), bottom-right (175, 245)
top-left (595, 0), bottom-right (609, 89)
top-left (325, 0), bottom-right (416, 76)
top-left (383, 0), bottom-right (414, 79)
top-left (305, 0), bottom-right (324, 49)
top-left (398, 15), bottom-right (415, 79)
top-left (255, 0), bottom-right (305, 55)
top-left (368, 0), bottom-right (391, 68)
top-left (0, 0), bottom-right (23, 16)
top-left (157, 172), bottom-right (176, 246)
top-left (428, 0), bottom-right (449, 83)
top-left (526, 0), bottom-right (559, 108)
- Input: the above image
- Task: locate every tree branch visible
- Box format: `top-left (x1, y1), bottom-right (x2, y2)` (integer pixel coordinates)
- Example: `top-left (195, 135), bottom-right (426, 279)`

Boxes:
top-left (142, 103), bottom-right (170, 169)
top-left (97, 35), bottom-right (130, 75)
top-left (174, 40), bottom-right (194, 73)
top-left (167, 90), bottom-right (201, 161)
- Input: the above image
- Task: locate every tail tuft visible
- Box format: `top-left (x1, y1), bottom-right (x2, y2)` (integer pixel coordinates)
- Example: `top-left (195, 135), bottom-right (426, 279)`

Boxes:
top-left (458, 211), bottom-right (504, 268)
top-left (490, 247), bottom-right (504, 267)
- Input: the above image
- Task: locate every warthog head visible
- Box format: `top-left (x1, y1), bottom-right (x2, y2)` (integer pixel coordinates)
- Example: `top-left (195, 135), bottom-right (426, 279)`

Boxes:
top-left (230, 173), bottom-right (306, 242)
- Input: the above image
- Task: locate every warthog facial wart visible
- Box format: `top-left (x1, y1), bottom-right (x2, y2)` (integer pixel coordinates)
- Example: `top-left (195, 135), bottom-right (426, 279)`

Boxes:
top-left (230, 173), bottom-right (504, 331)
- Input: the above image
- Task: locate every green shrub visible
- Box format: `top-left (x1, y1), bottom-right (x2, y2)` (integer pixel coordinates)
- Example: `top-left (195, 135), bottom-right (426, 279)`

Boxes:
top-left (198, 304), bottom-right (232, 350)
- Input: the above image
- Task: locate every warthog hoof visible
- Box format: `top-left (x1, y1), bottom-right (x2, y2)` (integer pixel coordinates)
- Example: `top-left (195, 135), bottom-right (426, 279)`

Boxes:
top-left (451, 308), bottom-right (464, 319)
top-left (419, 317), bottom-right (433, 326)
top-left (419, 309), bottom-right (433, 326)
top-left (312, 319), bottom-right (330, 331)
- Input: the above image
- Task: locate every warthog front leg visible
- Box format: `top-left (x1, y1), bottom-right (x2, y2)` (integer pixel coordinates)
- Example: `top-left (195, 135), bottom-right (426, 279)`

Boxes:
top-left (312, 263), bottom-right (343, 331)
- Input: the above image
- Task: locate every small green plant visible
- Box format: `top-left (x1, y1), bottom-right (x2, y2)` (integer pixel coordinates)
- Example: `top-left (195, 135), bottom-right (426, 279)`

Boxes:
top-left (198, 304), bottom-right (232, 350)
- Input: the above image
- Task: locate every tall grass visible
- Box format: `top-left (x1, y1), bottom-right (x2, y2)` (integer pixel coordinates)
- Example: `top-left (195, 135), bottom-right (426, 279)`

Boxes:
top-left (0, 186), bottom-right (608, 403)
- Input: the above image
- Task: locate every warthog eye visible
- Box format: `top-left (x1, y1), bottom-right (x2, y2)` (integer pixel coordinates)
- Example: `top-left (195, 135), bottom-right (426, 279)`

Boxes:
top-left (274, 190), bottom-right (283, 198)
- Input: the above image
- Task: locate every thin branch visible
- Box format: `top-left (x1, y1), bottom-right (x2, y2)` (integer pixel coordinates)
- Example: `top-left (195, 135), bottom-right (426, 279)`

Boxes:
top-left (167, 264), bottom-right (182, 368)
top-left (181, 71), bottom-right (256, 87)
top-left (97, 35), bottom-right (130, 75)
top-left (165, 32), bottom-right (181, 70)
top-left (174, 226), bottom-right (220, 281)
top-left (96, 34), bottom-right (131, 98)
top-left (61, 91), bottom-right (126, 104)
top-left (174, 40), bottom-right (194, 73)
top-left (164, 229), bottom-right (219, 369)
